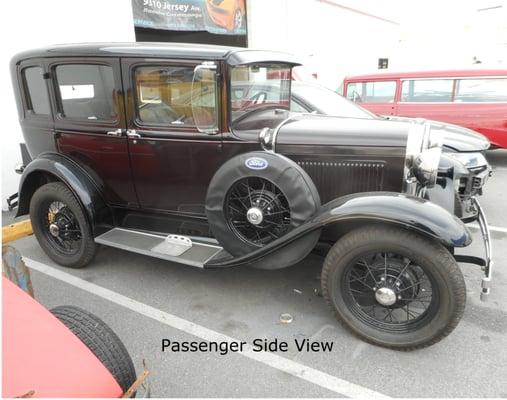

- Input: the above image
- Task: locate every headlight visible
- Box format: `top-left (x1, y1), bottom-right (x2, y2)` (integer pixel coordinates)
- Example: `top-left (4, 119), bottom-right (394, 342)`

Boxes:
top-left (446, 152), bottom-right (488, 169)
top-left (413, 147), bottom-right (442, 188)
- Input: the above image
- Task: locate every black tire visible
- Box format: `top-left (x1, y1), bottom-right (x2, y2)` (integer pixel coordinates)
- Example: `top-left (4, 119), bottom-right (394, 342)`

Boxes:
top-left (321, 225), bottom-right (466, 350)
top-left (30, 182), bottom-right (96, 268)
top-left (51, 306), bottom-right (136, 393)
top-left (206, 151), bottom-right (321, 257)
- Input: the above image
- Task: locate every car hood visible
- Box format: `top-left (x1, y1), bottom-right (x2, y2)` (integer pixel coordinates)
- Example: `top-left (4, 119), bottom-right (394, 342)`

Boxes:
top-left (385, 116), bottom-right (490, 152)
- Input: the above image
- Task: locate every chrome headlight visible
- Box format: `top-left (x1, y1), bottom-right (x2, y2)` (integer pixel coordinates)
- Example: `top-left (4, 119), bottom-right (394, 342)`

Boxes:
top-left (446, 152), bottom-right (488, 169)
top-left (413, 147), bottom-right (442, 188)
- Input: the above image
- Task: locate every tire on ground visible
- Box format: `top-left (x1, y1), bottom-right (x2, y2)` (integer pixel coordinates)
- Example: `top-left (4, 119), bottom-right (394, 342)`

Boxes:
top-left (321, 225), bottom-right (466, 350)
top-left (206, 151), bottom-right (321, 257)
top-left (30, 182), bottom-right (96, 268)
top-left (51, 305), bottom-right (137, 394)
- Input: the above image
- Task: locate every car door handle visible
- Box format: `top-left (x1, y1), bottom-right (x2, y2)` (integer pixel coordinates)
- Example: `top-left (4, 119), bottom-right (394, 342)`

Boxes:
top-left (126, 129), bottom-right (141, 138)
top-left (107, 128), bottom-right (123, 136)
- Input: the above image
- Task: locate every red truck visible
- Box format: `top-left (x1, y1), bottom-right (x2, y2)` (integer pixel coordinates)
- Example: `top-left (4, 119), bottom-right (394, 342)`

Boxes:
top-left (343, 69), bottom-right (507, 148)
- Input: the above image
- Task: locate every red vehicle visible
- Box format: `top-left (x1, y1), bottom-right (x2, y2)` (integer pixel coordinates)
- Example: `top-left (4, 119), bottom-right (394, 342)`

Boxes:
top-left (343, 70), bottom-right (507, 148)
top-left (2, 276), bottom-right (139, 397)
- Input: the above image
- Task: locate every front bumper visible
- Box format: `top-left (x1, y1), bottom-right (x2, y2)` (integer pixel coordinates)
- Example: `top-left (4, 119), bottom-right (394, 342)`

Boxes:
top-left (455, 197), bottom-right (493, 301)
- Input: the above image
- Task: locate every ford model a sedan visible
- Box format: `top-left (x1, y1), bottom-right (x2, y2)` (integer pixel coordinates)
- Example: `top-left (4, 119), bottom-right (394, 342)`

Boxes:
top-left (11, 43), bottom-right (493, 350)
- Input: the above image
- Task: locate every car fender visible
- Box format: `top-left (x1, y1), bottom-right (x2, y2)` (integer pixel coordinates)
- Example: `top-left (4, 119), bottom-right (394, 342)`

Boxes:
top-left (205, 192), bottom-right (471, 269)
top-left (16, 153), bottom-right (112, 235)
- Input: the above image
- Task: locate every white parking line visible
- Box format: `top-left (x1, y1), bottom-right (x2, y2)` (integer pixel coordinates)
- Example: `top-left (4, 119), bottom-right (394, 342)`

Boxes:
top-left (469, 224), bottom-right (507, 234)
top-left (24, 257), bottom-right (390, 399)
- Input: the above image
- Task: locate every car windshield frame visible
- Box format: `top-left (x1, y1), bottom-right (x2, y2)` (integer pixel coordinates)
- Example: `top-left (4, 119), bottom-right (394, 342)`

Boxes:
top-left (229, 62), bottom-right (293, 126)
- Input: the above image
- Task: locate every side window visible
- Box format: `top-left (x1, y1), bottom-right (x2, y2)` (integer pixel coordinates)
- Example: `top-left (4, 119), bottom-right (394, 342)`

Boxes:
top-left (346, 82), bottom-right (360, 101)
top-left (347, 81), bottom-right (396, 103)
top-left (454, 78), bottom-right (507, 102)
top-left (364, 81), bottom-right (396, 103)
top-left (22, 66), bottom-right (50, 115)
top-left (55, 64), bottom-right (116, 120)
top-left (135, 65), bottom-right (200, 126)
top-left (401, 79), bottom-right (454, 102)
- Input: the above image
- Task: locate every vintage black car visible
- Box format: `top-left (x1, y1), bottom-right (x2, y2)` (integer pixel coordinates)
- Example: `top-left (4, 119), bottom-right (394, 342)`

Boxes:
top-left (10, 43), bottom-right (493, 350)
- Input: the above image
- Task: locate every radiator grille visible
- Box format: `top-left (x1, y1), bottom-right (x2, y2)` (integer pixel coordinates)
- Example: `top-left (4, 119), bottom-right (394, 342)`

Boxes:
top-left (298, 160), bottom-right (385, 203)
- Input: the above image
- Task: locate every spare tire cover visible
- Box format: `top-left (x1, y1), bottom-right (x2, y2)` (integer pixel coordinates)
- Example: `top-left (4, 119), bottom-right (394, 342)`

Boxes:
top-left (206, 151), bottom-right (321, 257)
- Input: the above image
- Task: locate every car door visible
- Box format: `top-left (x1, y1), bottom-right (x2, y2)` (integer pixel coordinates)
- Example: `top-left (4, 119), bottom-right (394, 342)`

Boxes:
top-left (49, 57), bottom-right (138, 208)
top-left (121, 58), bottom-right (223, 215)
top-left (345, 80), bottom-right (397, 116)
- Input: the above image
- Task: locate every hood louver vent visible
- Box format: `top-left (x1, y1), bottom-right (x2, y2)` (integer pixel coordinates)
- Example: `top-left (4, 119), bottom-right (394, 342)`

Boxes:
top-left (298, 160), bottom-right (386, 203)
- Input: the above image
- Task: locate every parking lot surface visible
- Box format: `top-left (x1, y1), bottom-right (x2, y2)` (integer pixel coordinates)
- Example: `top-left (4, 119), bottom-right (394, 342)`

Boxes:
top-left (3, 150), bottom-right (507, 397)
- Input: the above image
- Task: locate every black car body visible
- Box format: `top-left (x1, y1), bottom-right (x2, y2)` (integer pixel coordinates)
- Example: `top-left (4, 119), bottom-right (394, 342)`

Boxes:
top-left (9, 43), bottom-right (494, 350)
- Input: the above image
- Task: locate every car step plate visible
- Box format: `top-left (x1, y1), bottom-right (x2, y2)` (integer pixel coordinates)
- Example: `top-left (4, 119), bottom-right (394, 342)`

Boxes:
top-left (94, 228), bottom-right (224, 268)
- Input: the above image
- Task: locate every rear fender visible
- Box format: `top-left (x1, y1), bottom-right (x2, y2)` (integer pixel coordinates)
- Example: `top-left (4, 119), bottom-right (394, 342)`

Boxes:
top-left (16, 153), bottom-right (113, 235)
top-left (205, 192), bottom-right (471, 269)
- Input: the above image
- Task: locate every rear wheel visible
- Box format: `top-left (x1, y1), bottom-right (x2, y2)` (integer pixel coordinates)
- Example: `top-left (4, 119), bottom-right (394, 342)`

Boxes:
top-left (30, 182), bottom-right (96, 268)
top-left (321, 226), bottom-right (466, 350)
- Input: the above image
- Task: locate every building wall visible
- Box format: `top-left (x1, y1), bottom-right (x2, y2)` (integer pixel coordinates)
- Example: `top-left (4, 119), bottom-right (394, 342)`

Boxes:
top-left (247, 0), bottom-right (400, 89)
top-left (1, 0), bottom-right (135, 210)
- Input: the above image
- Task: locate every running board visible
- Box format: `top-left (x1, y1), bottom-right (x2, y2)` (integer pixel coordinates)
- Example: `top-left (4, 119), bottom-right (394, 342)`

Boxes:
top-left (94, 228), bottom-right (226, 268)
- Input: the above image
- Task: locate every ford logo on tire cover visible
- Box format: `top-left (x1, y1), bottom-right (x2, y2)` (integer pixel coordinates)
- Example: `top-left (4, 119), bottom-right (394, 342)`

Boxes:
top-left (245, 157), bottom-right (268, 170)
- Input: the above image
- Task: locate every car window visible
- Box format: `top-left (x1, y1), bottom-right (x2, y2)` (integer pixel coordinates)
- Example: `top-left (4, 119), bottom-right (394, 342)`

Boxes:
top-left (454, 78), bottom-right (507, 102)
top-left (347, 81), bottom-right (396, 103)
top-left (23, 66), bottom-right (50, 115)
top-left (290, 98), bottom-right (310, 113)
top-left (135, 65), bottom-right (213, 127)
top-left (401, 79), bottom-right (453, 102)
top-left (55, 64), bottom-right (116, 120)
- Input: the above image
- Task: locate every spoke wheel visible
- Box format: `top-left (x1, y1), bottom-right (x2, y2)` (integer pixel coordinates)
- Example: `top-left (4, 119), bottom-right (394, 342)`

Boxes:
top-left (342, 252), bottom-right (438, 333)
top-left (234, 9), bottom-right (243, 30)
top-left (321, 226), bottom-right (466, 350)
top-left (41, 200), bottom-right (83, 256)
top-left (224, 177), bottom-right (291, 247)
top-left (30, 182), bottom-right (96, 268)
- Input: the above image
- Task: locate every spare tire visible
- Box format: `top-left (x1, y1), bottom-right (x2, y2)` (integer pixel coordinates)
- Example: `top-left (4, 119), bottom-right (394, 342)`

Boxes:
top-left (206, 151), bottom-right (321, 257)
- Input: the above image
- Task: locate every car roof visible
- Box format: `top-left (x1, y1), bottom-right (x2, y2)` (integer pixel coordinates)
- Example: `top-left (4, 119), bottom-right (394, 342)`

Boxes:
top-left (343, 69), bottom-right (507, 81)
top-left (12, 42), bottom-right (302, 66)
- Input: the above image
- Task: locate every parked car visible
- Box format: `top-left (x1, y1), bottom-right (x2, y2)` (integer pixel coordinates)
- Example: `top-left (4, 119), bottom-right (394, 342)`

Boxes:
top-left (342, 69), bottom-right (507, 148)
top-left (10, 43), bottom-right (493, 350)
top-left (206, 0), bottom-right (245, 32)
top-left (2, 276), bottom-right (137, 397)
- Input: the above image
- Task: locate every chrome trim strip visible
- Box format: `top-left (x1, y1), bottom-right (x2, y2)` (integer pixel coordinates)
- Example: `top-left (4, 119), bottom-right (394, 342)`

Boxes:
top-left (402, 120), bottom-right (425, 194)
top-left (474, 198), bottom-right (493, 301)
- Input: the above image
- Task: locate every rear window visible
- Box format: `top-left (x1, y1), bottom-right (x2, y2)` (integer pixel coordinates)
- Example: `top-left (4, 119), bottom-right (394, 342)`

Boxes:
top-left (55, 64), bottom-right (116, 121)
top-left (455, 78), bottom-right (507, 102)
top-left (346, 81), bottom-right (396, 103)
top-left (23, 66), bottom-right (50, 115)
top-left (401, 79), bottom-right (453, 102)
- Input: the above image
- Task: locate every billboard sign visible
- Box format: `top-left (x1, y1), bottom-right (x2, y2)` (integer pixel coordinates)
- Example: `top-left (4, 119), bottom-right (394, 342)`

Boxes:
top-left (132, 0), bottom-right (247, 35)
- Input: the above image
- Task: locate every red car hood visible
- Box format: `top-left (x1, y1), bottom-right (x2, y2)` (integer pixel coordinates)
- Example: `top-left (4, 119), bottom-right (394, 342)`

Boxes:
top-left (2, 277), bottom-right (122, 398)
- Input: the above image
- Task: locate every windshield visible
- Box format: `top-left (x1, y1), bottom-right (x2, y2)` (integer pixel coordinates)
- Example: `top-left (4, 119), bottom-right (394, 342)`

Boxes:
top-left (230, 64), bottom-right (291, 124)
top-left (292, 82), bottom-right (376, 119)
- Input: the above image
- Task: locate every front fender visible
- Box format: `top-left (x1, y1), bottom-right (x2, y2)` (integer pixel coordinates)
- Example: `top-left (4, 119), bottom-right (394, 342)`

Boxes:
top-left (206, 192), bottom-right (471, 269)
top-left (16, 153), bottom-right (112, 235)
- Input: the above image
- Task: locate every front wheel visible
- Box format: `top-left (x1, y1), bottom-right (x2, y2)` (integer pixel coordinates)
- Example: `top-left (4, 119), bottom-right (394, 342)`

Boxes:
top-left (321, 226), bottom-right (466, 350)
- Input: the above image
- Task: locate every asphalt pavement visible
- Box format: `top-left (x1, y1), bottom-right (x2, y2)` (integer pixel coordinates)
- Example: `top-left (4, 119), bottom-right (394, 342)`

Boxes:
top-left (3, 150), bottom-right (507, 397)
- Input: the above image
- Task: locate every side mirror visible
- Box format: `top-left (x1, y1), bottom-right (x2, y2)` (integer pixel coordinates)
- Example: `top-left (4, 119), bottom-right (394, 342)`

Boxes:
top-left (191, 62), bottom-right (219, 134)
